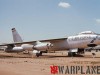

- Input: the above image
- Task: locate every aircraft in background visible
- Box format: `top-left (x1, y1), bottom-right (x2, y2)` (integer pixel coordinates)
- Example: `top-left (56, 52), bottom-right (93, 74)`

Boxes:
top-left (1, 28), bottom-right (100, 57)
top-left (0, 28), bottom-right (53, 56)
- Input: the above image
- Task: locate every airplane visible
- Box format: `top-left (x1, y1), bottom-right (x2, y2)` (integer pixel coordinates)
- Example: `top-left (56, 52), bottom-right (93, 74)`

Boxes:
top-left (0, 28), bottom-right (100, 57)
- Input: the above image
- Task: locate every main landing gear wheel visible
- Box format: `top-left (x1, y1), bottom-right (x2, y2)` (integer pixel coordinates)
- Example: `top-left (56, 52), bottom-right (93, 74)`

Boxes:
top-left (36, 51), bottom-right (43, 57)
top-left (68, 52), bottom-right (76, 57)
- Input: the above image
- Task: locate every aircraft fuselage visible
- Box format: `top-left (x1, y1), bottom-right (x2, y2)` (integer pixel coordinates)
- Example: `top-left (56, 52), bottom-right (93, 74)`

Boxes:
top-left (49, 34), bottom-right (100, 51)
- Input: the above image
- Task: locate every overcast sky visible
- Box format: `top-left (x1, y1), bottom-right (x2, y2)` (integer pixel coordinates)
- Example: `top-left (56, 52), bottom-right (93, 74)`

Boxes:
top-left (0, 0), bottom-right (100, 43)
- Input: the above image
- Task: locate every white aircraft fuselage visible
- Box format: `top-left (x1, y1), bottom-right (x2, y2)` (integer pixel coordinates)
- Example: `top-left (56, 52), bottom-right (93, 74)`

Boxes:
top-left (49, 34), bottom-right (99, 51)
top-left (20, 31), bottom-right (100, 52)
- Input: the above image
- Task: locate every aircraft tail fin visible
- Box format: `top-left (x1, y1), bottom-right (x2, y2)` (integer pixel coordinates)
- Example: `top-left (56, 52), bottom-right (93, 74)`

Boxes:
top-left (12, 28), bottom-right (23, 42)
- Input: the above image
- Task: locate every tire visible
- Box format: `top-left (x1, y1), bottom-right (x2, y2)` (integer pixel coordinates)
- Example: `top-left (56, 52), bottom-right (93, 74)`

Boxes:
top-left (36, 53), bottom-right (40, 57)
top-left (40, 51), bottom-right (42, 56)
top-left (36, 52), bottom-right (43, 57)
top-left (68, 52), bottom-right (76, 57)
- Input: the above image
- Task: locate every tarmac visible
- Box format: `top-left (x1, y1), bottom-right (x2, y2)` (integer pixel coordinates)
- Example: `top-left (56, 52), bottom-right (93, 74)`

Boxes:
top-left (0, 50), bottom-right (100, 75)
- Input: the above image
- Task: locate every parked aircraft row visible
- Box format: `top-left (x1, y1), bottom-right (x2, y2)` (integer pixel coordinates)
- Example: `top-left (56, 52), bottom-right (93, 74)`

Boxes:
top-left (0, 28), bottom-right (100, 57)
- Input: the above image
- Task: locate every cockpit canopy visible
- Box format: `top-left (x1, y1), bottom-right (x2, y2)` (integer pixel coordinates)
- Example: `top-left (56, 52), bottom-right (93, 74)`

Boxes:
top-left (78, 31), bottom-right (96, 35)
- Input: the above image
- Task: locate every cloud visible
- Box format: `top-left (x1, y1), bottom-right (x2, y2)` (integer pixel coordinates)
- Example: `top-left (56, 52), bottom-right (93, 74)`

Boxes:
top-left (96, 19), bottom-right (100, 24)
top-left (58, 2), bottom-right (71, 8)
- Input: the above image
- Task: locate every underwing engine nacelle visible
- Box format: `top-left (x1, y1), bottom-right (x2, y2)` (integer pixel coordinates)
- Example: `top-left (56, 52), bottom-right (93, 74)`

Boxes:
top-left (21, 44), bottom-right (33, 50)
top-left (33, 42), bottom-right (53, 51)
top-left (32, 42), bottom-right (53, 57)
top-left (5, 47), bottom-right (24, 53)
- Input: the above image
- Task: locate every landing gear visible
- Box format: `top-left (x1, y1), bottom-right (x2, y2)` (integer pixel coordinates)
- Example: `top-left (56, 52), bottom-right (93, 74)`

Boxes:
top-left (68, 52), bottom-right (76, 57)
top-left (68, 48), bottom-right (85, 57)
top-left (36, 51), bottom-right (43, 57)
top-left (78, 48), bottom-right (84, 54)
top-left (40, 51), bottom-right (42, 56)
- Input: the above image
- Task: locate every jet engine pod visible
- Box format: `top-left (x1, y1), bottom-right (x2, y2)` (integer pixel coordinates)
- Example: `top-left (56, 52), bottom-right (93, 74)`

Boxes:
top-left (21, 44), bottom-right (33, 50)
top-left (33, 42), bottom-right (53, 51)
top-left (5, 47), bottom-right (24, 53)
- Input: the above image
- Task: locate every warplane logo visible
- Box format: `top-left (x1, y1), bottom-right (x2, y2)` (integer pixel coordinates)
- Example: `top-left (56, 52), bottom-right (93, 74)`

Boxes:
top-left (50, 65), bottom-right (100, 74)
